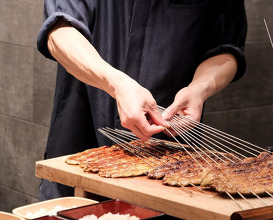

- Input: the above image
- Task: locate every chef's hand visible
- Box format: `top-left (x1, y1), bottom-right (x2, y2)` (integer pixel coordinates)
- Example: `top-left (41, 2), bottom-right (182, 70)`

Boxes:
top-left (161, 86), bottom-right (204, 136)
top-left (114, 77), bottom-right (169, 141)
top-left (161, 53), bottom-right (238, 136)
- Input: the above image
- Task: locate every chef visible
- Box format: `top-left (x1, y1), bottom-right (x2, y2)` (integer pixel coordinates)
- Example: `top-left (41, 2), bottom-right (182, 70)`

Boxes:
top-left (37, 0), bottom-right (247, 200)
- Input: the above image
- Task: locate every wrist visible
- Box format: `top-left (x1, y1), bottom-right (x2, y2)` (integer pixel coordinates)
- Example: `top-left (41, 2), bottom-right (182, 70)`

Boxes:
top-left (188, 81), bottom-right (213, 103)
top-left (104, 69), bottom-right (137, 99)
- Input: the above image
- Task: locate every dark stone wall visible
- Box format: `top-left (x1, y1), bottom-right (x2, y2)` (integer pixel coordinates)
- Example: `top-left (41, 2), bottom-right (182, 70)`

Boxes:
top-left (203, 0), bottom-right (273, 149)
top-left (0, 0), bottom-right (57, 211)
top-left (0, 0), bottom-right (272, 212)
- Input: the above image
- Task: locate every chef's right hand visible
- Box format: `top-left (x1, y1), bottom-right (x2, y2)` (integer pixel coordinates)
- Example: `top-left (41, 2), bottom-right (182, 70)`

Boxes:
top-left (113, 74), bottom-right (169, 141)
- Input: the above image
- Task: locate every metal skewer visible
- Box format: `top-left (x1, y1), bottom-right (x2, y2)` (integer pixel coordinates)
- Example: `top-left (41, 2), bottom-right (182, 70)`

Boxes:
top-left (264, 18), bottom-right (273, 50)
top-left (188, 183), bottom-right (205, 193)
top-left (180, 186), bottom-right (194, 196)
top-left (170, 116), bottom-right (250, 159)
top-left (98, 104), bottom-right (273, 213)
top-left (157, 105), bottom-right (268, 157)
top-left (111, 129), bottom-right (181, 160)
top-left (179, 115), bottom-right (265, 156)
top-left (99, 128), bottom-right (159, 167)
top-left (237, 191), bottom-right (255, 209)
top-left (166, 114), bottom-right (263, 156)
top-left (225, 191), bottom-right (245, 210)
top-left (100, 128), bottom-right (185, 167)
top-left (266, 191), bottom-right (273, 198)
top-left (164, 128), bottom-right (205, 169)
top-left (249, 190), bottom-right (269, 206)
top-left (169, 116), bottom-right (238, 164)
top-left (167, 122), bottom-right (214, 167)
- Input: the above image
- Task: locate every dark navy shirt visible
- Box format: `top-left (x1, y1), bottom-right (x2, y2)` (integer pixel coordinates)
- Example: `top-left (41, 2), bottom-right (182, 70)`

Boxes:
top-left (37, 0), bottom-right (247, 159)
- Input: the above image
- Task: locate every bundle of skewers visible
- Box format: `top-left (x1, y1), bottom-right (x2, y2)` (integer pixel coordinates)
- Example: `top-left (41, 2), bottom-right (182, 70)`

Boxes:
top-left (66, 106), bottom-right (273, 211)
top-left (65, 20), bottom-right (273, 216)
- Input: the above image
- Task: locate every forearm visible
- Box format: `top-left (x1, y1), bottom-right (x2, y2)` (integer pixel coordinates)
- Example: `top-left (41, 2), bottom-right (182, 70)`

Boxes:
top-left (188, 54), bottom-right (237, 102)
top-left (47, 20), bottom-right (167, 140)
top-left (47, 20), bottom-right (133, 98)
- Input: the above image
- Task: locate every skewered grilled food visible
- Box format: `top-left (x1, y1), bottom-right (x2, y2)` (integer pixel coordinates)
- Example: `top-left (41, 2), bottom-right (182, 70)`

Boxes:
top-left (148, 151), bottom-right (240, 186)
top-left (66, 145), bottom-right (115, 165)
top-left (162, 162), bottom-right (210, 186)
top-left (66, 140), bottom-right (182, 178)
top-left (66, 139), bottom-right (272, 196)
top-left (201, 152), bottom-right (273, 195)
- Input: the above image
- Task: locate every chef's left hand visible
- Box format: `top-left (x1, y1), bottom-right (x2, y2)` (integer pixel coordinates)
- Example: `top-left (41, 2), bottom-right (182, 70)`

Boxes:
top-left (161, 54), bottom-right (238, 136)
top-left (161, 85), bottom-right (204, 136)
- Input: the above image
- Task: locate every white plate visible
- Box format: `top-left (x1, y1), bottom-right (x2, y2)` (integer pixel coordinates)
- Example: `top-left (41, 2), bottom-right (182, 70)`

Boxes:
top-left (12, 197), bottom-right (98, 219)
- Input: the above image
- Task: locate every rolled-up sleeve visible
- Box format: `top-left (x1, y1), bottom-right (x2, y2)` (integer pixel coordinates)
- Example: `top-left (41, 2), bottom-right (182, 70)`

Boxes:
top-left (202, 0), bottom-right (247, 82)
top-left (37, 0), bottom-right (95, 60)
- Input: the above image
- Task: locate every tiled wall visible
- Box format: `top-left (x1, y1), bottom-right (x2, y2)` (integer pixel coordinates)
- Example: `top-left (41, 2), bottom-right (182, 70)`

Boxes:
top-left (0, 0), bottom-right (272, 212)
top-left (0, 0), bottom-right (57, 211)
top-left (203, 0), bottom-right (273, 148)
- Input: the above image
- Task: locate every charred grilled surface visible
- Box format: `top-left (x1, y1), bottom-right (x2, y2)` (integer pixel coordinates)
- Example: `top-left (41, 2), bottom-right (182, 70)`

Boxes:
top-left (91, 145), bottom-right (180, 178)
top-left (148, 161), bottom-right (185, 179)
top-left (148, 151), bottom-right (240, 182)
top-left (163, 166), bottom-right (211, 186)
top-left (98, 157), bottom-right (153, 178)
top-left (81, 147), bottom-right (133, 170)
top-left (147, 153), bottom-right (193, 179)
top-left (66, 140), bottom-right (181, 178)
top-left (162, 155), bottom-right (211, 186)
top-left (156, 152), bottom-right (241, 186)
top-left (201, 152), bottom-right (273, 195)
top-left (66, 145), bottom-right (113, 165)
top-left (66, 140), bottom-right (246, 188)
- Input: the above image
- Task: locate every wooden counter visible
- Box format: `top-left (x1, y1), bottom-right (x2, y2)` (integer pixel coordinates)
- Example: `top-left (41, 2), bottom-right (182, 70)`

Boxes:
top-left (35, 156), bottom-right (273, 220)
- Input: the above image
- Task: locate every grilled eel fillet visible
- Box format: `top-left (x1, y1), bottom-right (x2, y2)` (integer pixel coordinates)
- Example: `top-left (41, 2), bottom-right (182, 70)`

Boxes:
top-left (66, 145), bottom-right (150, 177)
top-left (201, 152), bottom-right (273, 195)
top-left (67, 144), bottom-right (273, 195)
top-left (66, 140), bottom-right (182, 178)
top-left (66, 145), bottom-right (115, 165)
top-left (148, 151), bottom-right (240, 186)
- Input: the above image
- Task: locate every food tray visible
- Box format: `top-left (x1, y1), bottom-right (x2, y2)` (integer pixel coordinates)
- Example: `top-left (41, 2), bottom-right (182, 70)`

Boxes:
top-left (57, 199), bottom-right (165, 219)
top-left (0, 211), bottom-right (25, 220)
top-left (12, 197), bottom-right (98, 219)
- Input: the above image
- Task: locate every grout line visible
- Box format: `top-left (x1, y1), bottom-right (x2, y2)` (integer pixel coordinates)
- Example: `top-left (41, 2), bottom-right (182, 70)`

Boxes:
top-left (204, 105), bottom-right (273, 115)
top-left (0, 112), bottom-right (49, 129)
top-left (245, 40), bottom-right (273, 45)
top-left (0, 183), bottom-right (38, 201)
top-left (0, 40), bottom-right (36, 49)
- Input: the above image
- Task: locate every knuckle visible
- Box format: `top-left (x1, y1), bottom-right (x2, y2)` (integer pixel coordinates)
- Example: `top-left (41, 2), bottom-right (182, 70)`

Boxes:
top-left (120, 115), bottom-right (137, 128)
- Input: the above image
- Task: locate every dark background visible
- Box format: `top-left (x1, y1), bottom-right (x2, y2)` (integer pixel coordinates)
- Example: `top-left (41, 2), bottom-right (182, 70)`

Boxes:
top-left (0, 0), bottom-right (272, 212)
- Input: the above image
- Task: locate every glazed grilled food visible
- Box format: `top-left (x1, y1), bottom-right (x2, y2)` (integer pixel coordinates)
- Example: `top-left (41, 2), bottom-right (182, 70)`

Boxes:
top-left (66, 140), bottom-right (187, 178)
top-left (148, 151), bottom-right (240, 186)
top-left (66, 140), bottom-right (273, 195)
top-left (201, 152), bottom-right (273, 195)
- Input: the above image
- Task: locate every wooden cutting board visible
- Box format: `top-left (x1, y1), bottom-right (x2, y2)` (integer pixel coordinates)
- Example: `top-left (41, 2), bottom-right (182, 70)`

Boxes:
top-left (35, 156), bottom-right (273, 220)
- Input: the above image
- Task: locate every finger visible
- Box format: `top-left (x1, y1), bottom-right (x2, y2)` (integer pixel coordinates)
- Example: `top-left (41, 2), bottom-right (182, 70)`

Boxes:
top-left (163, 128), bottom-right (178, 137)
top-left (147, 106), bottom-right (170, 128)
top-left (162, 103), bottom-right (182, 120)
top-left (130, 124), bottom-right (150, 141)
top-left (135, 114), bottom-right (165, 138)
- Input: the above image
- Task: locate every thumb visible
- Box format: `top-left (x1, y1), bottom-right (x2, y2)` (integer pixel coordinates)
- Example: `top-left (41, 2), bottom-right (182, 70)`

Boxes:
top-left (162, 102), bottom-right (181, 120)
top-left (147, 106), bottom-right (170, 128)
